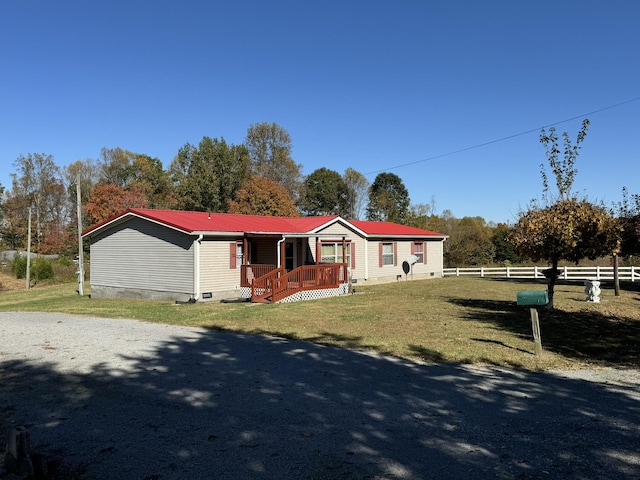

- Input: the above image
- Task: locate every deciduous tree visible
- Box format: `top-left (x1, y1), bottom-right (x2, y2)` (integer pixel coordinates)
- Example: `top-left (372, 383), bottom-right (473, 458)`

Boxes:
top-left (10, 153), bottom-right (66, 252)
top-left (98, 147), bottom-right (135, 187)
top-left (343, 168), bottom-right (369, 220)
top-left (128, 154), bottom-right (176, 209)
top-left (366, 172), bottom-right (410, 223)
top-left (170, 137), bottom-right (249, 212)
top-left (617, 187), bottom-right (640, 259)
top-left (245, 122), bottom-right (302, 201)
top-left (85, 183), bottom-right (149, 225)
top-left (300, 167), bottom-right (349, 216)
top-left (508, 199), bottom-right (621, 308)
top-left (491, 223), bottom-right (522, 264)
top-left (539, 119), bottom-right (589, 203)
top-left (443, 216), bottom-right (495, 267)
top-left (227, 177), bottom-right (299, 217)
top-left (508, 119), bottom-right (621, 308)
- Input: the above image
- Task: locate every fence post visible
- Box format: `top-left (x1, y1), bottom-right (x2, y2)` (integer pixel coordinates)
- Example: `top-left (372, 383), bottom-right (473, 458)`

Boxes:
top-left (481, 267), bottom-right (484, 278)
top-left (506, 266), bottom-right (511, 278)
top-left (596, 265), bottom-right (600, 280)
top-left (456, 267), bottom-right (460, 277)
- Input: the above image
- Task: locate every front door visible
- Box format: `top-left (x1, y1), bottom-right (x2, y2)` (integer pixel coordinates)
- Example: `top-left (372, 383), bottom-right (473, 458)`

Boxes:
top-left (285, 242), bottom-right (294, 271)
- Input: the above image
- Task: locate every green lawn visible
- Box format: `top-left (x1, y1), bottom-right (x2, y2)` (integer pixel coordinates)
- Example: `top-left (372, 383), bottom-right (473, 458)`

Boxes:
top-left (1, 277), bottom-right (639, 371)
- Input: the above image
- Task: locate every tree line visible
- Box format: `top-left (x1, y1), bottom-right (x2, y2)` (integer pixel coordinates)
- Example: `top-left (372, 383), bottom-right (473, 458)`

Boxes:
top-left (0, 122), bottom-right (412, 254)
top-left (0, 120), bottom-right (639, 292)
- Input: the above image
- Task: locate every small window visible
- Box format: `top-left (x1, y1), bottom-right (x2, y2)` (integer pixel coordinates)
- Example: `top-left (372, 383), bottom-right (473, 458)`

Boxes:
top-left (236, 242), bottom-right (245, 264)
top-left (413, 242), bottom-right (424, 264)
top-left (231, 241), bottom-right (249, 269)
top-left (382, 242), bottom-right (394, 266)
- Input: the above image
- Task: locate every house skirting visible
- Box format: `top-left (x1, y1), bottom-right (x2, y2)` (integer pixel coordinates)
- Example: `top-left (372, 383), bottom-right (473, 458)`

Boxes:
top-left (277, 284), bottom-right (349, 303)
top-left (90, 285), bottom-right (193, 303)
top-left (239, 284), bottom-right (349, 303)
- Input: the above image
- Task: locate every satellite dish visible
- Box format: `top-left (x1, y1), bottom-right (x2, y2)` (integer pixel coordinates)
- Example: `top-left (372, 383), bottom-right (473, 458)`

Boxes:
top-left (402, 255), bottom-right (418, 279)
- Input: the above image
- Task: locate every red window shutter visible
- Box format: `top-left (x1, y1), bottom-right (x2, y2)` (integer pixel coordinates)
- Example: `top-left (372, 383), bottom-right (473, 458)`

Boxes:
top-left (394, 242), bottom-right (398, 266)
top-left (316, 240), bottom-right (321, 264)
top-left (423, 241), bottom-right (427, 264)
top-left (379, 242), bottom-right (383, 268)
top-left (230, 242), bottom-right (237, 269)
top-left (351, 243), bottom-right (356, 269)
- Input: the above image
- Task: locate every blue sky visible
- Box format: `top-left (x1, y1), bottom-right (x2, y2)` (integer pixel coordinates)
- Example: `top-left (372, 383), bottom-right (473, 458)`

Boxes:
top-left (1, 1), bottom-right (638, 224)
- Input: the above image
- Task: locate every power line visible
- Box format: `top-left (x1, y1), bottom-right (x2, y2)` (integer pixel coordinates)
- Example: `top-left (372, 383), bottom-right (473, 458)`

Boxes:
top-left (364, 96), bottom-right (640, 176)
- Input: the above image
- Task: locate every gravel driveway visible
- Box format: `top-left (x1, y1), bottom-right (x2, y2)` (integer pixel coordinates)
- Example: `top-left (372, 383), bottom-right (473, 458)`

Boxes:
top-left (1, 312), bottom-right (639, 479)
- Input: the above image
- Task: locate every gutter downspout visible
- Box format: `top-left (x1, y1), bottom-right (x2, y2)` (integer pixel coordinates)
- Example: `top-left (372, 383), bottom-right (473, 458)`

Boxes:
top-left (193, 234), bottom-right (203, 301)
top-left (364, 238), bottom-right (369, 280)
top-left (277, 235), bottom-right (286, 269)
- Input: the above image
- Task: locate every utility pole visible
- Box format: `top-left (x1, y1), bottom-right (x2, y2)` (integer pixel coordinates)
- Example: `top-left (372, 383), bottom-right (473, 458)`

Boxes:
top-left (26, 206), bottom-right (31, 290)
top-left (76, 174), bottom-right (84, 296)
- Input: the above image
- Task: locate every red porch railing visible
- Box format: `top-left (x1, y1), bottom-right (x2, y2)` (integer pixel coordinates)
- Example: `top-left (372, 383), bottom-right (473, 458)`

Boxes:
top-left (241, 264), bottom-right (278, 287)
top-left (250, 263), bottom-right (347, 303)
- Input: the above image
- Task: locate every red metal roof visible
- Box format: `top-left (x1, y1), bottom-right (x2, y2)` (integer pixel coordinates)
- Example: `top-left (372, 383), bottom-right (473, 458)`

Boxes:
top-left (350, 220), bottom-right (444, 237)
top-left (83, 208), bottom-right (445, 238)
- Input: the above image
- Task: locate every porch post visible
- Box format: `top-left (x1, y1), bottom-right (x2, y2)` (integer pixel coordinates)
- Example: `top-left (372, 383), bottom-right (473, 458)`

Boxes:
top-left (341, 236), bottom-right (346, 265)
top-left (243, 235), bottom-right (248, 265)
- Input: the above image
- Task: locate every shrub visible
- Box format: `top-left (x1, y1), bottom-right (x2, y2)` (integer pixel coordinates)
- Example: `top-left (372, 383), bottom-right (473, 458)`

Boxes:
top-left (32, 257), bottom-right (54, 281)
top-left (11, 255), bottom-right (27, 279)
top-left (11, 255), bottom-right (54, 281)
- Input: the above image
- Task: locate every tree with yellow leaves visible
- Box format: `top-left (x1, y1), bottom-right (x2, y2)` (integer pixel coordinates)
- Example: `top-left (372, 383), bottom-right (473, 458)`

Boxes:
top-left (508, 120), bottom-right (621, 308)
top-left (227, 177), bottom-right (299, 217)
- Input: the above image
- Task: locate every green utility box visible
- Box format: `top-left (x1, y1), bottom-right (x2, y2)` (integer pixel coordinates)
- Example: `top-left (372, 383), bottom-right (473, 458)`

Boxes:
top-left (516, 290), bottom-right (549, 306)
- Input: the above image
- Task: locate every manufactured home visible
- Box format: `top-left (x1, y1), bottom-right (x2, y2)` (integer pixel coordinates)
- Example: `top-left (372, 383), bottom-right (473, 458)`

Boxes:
top-left (82, 209), bottom-right (447, 303)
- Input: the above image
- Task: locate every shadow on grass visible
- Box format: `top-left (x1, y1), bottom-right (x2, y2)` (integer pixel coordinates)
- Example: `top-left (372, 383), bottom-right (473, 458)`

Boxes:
top-left (448, 297), bottom-right (640, 367)
top-left (406, 345), bottom-right (447, 363)
top-left (470, 337), bottom-right (532, 355)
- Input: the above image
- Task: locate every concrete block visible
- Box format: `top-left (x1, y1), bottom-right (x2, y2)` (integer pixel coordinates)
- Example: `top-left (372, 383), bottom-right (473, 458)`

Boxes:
top-left (4, 426), bottom-right (34, 477)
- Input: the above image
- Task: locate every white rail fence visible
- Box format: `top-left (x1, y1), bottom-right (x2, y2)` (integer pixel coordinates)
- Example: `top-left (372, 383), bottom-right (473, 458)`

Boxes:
top-left (443, 266), bottom-right (640, 282)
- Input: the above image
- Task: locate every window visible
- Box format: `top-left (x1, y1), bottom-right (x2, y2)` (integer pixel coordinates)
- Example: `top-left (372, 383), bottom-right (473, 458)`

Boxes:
top-left (381, 242), bottom-right (394, 266)
top-left (230, 241), bottom-right (249, 269)
top-left (321, 242), bottom-right (351, 265)
top-left (236, 242), bottom-right (245, 264)
top-left (413, 242), bottom-right (425, 264)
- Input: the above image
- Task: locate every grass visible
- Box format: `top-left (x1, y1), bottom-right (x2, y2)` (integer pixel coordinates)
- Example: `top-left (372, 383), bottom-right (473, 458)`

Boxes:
top-left (1, 276), bottom-right (639, 371)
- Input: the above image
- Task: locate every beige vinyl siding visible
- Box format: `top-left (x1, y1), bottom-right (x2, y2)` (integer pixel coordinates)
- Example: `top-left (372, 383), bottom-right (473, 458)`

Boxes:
top-left (425, 238), bottom-right (444, 271)
top-left (313, 222), bottom-right (366, 281)
top-left (317, 223), bottom-right (353, 236)
top-left (364, 238), bottom-right (445, 282)
top-left (90, 218), bottom-right (194, 294)
top-left (199, 237), bottom-right (243, 294)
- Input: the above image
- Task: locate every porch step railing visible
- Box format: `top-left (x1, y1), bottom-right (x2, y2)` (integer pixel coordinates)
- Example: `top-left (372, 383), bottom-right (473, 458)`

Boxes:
top-left (241, 264), bottom-right (278, 287)
top-left (250, 263), bottom-right (347, 303)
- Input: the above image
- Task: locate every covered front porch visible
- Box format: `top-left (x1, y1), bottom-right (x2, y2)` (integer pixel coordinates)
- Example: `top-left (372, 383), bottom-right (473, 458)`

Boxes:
top-left (237, 233), bottom-right (350, 303)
